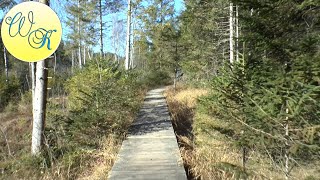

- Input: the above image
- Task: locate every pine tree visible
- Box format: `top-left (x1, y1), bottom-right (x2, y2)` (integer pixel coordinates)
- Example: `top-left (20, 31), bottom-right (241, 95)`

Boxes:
top-left (66, 0), bottom-right (96, 68)
top-left (135, 0), bottom-right (175, 71)
top-left (180, 0), bottom-right (230, 79)
top-left (213, 0), bottom-right (320, 178)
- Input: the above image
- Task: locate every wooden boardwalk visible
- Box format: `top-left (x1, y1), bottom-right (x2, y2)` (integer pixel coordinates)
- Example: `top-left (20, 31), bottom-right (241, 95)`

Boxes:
top-left (108, 88), bottom-right (187, 180)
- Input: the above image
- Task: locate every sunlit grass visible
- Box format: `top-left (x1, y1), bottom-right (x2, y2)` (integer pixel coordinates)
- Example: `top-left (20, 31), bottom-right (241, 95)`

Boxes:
top-left (165, 85), bottom-right (320, 180)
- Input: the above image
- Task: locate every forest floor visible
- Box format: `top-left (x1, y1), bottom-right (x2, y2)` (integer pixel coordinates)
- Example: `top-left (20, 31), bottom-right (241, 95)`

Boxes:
top-left (165, 84), bottom-right (320, 180)
top-left (0, 98), bottom-right (33, 162)
top-left (0, 93), bottom-right (141, 179)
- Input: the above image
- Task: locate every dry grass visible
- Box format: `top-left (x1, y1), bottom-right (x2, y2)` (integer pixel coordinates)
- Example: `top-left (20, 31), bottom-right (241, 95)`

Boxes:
top-left (165, 85), bottom-right (208, 137)
top-left (164, 85), bottom-right (208, 109)
top-left (0, 100), bottom-right (32, 160)
top-left (73, 136), bottom-right (122, 180)
top-left (165, 85), bottom-right (320, 180)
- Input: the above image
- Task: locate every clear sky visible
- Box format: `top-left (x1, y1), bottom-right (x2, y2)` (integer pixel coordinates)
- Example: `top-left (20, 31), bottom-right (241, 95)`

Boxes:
top-left (175, 0), bottom-right (186, 13)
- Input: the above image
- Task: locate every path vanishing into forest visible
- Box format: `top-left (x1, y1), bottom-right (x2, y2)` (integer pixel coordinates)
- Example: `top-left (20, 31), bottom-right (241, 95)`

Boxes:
top-left (108, 88), bottom-right (187, 180)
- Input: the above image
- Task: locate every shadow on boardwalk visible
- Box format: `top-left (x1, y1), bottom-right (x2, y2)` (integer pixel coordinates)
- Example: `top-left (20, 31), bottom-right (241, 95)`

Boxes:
top-left (129, 102), bottom-right (171, 136)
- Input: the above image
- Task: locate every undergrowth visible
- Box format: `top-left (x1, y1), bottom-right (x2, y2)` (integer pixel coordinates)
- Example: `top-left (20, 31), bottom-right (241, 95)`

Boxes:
top-left (165, 85), bottom-right (320, 180)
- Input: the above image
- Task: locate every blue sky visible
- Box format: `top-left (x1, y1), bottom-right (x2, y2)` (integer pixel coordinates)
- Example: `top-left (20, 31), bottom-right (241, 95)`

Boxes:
top-left (0, 0), bottom-right (185, 55)
top-left (175, 0), bottom-right (186, 13)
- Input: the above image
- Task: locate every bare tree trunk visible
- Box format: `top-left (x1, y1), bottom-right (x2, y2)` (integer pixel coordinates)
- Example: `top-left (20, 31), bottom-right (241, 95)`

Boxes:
top-left (115, 24), bottom-right (119, 64)
top-left (53, 52), bottom-right (57, 74)
top-left (130, 13), bottom-right (135, 69)
top-left (31, 0), bottom-right (49, 155)
top-left (284, 100), bottom-right (289, 180)
top-left (78, 45), bottom-right (82, 69)
top-left (99, 0), bottom-right (104, 57)
top-left (30, 62), bottom-right (36, 101)
top-left (130, 46), bottom-right (134, 69)
top-left (88, 47), bottom-right (92, 60)
top-left (83, 46), bottom-right (86, 65)
top-left (25, 74), bottom-right (30, 90)
top-left (78, 0), bottom-right (82, 68)
top-left (71, 50), bottom-right (74, 74)
top-left (229, 2), bottom-right (234, 64)
top-left (112, 15), bottom-right (120, 64)
top-left (31, 60), bottom-right (48, 155)
top-left (4, 47), bottom-right (8, 83)
top-left (130, 41), bottom-right (134, 69)
top-left (235, 5), bottom-right (239, 62)
top-left (125, 0), bottom-right (132, 70)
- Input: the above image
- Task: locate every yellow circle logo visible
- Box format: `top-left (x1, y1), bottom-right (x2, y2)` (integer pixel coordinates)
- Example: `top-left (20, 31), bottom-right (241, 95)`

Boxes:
top-left (1, 1), bottom-right (62, 62)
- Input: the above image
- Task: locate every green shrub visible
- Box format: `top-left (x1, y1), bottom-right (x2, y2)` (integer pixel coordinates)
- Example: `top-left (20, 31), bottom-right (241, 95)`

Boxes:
top-left (138, 70), bottom-right (172, 88)
top-left (63, 58), bottom-right (145, 146)
top-left (0, 75), bottom-right (21, 111)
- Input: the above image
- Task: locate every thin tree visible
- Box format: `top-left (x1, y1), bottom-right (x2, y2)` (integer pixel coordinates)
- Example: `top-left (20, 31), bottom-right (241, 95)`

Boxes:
top-left (125, 0), bottom-right (132, 70)
top-left (99, 0), bottom-right (104, 56)
top-left (235, 5), bottom-right (239, 62)
top-left (111, 15), bottom-right (125, 64)
top-left (77, 0), bottom-right (82, 68)
top-left (229, 2), bottom-right (234, 64)
top-left (3, 47), bottom-right (8, 83)
top-left (31, 0), bottom-right (49, 155)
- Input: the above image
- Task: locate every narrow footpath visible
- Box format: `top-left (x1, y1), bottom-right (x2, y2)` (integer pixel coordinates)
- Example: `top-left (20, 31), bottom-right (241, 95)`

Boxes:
top-left (108, 88), bottom-right (187, 180)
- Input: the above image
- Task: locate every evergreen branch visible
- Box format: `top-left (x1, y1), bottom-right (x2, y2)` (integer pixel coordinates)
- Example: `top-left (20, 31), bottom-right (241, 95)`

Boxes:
top-left (289, 125), bottom-right (320, 132)
top-left (229, 113), bottom-right (287, 142)
top-left (247, 96), bottom-right (283, 127)
top-left (230, 113), bottom-right (320, 150)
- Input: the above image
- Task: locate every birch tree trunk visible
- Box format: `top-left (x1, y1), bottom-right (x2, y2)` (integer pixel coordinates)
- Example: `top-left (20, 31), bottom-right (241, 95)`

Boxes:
top-left (125, 0), bottom-right (132, 70)
top-left (31, 60), bottom-right (48, 155)
top-left (78, 0), bottom-right (82, 68)
top-left (71, 50), bottom-right (74, 74)
top-left (130, 13), bottom-right (135, 69)
top-left (30, 62), bottom-right (36, 102)
top-left (3, 47), bottom-right (8, 83)
top-left (115, 26), bottom-right (119, 64)
top-left (99, 0), bottom-right (104, 57)
top-left (53, 52), bottom-right (57, 74)
top-left (235, 5), bottom-right (239, 62)
top-left (285, 105), bottom-right (289, 180)
top-left (83, 46), bottom-right (86, 65)
top-left (31, 0), bottom-right (49, 155)
top-left (88, 47), bottom-right (92, 60)
top-left (229, 2), bottom-right (234, 64)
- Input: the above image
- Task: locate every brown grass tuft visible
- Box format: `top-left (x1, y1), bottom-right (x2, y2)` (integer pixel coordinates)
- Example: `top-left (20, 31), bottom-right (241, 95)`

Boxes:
top-left (76, 136), bottom-right (123, 180)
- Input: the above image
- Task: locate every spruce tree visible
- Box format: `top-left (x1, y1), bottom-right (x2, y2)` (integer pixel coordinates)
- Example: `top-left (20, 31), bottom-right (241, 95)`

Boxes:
top-left (213, 0), bottom-right (320, 178)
